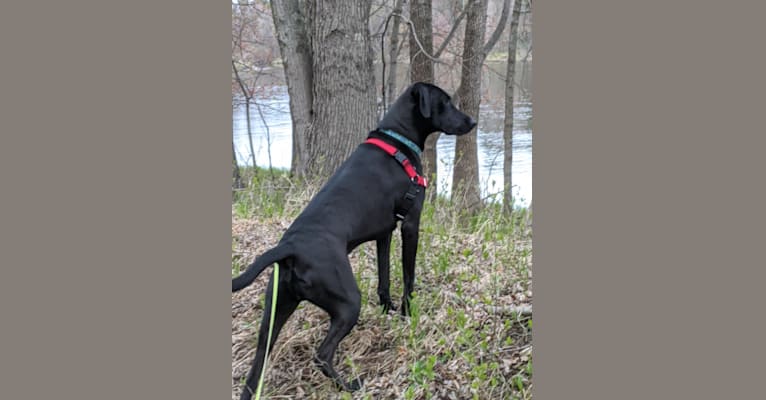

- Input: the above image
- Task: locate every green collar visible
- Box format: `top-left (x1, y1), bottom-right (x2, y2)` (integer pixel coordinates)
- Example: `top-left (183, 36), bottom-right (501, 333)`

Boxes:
top-left (380, 129), bottom-right (422, 157)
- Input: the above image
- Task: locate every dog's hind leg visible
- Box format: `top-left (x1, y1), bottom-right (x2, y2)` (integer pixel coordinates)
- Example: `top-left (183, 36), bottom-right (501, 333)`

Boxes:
top-left (306, 259), bottom-right (363, 391)
top-left (314, 300), bottom-right (362, 391)
top-left (240, 265), bottom-right (299, 400)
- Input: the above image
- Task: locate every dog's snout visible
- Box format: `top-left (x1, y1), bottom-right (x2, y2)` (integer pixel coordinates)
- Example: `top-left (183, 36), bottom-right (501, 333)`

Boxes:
top-left (467, 117), bottom-right (477, 129)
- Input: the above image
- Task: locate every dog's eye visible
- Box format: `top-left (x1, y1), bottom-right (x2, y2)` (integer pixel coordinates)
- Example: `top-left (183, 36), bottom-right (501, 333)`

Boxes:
top-left (438, 103), bottom-right (445, 113)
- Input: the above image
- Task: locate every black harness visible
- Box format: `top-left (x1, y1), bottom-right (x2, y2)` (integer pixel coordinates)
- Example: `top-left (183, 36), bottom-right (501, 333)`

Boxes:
top-left (364, 132), bottom-right (427, 222)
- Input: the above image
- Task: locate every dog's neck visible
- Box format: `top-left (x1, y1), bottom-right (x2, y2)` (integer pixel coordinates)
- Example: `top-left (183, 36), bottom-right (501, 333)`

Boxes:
top-left (367, 129), bottom-right (422, 168)
top-left (379, 129), bottom-right (421, 156)
top-left (377, 96), bottom-right (435, 150)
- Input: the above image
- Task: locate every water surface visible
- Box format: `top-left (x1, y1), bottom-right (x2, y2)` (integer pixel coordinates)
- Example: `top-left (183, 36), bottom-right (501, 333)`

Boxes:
top-left (234, 76), bottom-right (532, 206)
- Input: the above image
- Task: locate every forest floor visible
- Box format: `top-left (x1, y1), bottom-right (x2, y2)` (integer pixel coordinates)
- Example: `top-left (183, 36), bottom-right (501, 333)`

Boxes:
top-left (231, 171), bottom-right (533, 400)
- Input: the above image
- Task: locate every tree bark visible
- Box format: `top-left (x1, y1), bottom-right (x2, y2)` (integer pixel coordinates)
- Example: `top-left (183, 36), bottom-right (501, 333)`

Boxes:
top-left (386, 0), bottom-right (405, 109)
top-left (409, 0), bottom-right (439, 198)
top-left (503, 0), bottom-right (523, 214)
top-left (452, 0), bottom-right (487, 208)
top-left (409, 0), bottom-right (434, 85)
top-left (304, 0), bottom-right (377, 179)
top-left (270, 0), bottom-right (313, 178)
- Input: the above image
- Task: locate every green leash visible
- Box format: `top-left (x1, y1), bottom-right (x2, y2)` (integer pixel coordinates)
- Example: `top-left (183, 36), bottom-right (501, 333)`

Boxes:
top-left (253, 264), bottom-right (279, 400)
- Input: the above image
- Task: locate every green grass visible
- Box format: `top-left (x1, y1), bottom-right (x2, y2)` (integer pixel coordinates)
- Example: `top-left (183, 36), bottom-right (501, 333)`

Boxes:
top-left (231, 169), bottom-right (532, 399)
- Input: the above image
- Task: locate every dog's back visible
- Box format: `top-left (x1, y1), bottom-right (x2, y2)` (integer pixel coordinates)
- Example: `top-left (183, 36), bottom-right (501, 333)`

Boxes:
top-left (280, 143), bottom-right (412, 251)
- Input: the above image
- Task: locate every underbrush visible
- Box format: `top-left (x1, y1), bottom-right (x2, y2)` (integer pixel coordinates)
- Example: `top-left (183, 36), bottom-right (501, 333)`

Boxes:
top-left (231, 168), bottom-right (532, 399)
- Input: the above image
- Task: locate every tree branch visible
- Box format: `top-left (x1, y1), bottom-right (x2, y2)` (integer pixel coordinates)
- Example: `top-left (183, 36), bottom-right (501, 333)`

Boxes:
top-left (389, 12), bottom-right (442, 63)
top-left (381, 9), bottom-right (444, 111)
top-left (231, 60), bottom-right (251, 100)
top-left (488, 304), bottom-right (532, 317)
top-left (482, 0), bottom-right (512, 60)
top-left (433, 6), bottom-right (468, 58)
top-left (444, 292), bottom-right (532, 316)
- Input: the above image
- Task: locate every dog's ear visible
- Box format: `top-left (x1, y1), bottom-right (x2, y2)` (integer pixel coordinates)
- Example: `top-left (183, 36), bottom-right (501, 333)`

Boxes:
top-left (413, 83), bottom-right (431, 119)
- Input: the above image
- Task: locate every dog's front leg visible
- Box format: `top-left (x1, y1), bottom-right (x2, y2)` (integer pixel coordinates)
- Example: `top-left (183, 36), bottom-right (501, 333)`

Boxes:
top-left (376, 230), bottom-right (397, 312)
top-left (400, 218), bottom-right (420, 316)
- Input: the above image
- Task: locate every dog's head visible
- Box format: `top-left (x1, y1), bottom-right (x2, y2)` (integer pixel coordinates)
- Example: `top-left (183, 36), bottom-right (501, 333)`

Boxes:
top-left (410, 82), bottom-right (477, 136)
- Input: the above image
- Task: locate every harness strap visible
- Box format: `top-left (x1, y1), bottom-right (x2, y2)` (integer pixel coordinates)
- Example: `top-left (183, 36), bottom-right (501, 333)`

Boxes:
top-left (396, 183), bottom-right (422, 221)
top-left (365, 138), bottom-right (427, 187)
top-left (365, 137), bottom-right (427, 221)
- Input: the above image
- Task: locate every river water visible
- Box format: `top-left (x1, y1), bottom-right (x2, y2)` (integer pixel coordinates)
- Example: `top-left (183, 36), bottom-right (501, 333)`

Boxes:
top-left (233, 67), bottom-right (532, 206)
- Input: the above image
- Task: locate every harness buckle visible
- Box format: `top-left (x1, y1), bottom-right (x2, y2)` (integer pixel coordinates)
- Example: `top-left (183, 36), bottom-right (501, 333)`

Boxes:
top-left (410, 175), bottom-right (427, 188)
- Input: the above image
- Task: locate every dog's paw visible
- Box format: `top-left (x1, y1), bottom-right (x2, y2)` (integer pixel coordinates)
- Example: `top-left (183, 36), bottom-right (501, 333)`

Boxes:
top-left (346, 377), bottom-right (364, 392)
top-left (379, 293), bottom-right (396, 311)
top-left (381, 301), bottom-right (397, 313)
top-left (400, 304), bottom-right (411, 317)
top-left (238, 386), bottom-right (254, 400)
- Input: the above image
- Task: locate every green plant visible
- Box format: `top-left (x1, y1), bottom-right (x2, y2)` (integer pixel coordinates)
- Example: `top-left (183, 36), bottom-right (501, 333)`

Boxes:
top-left (231, 171), bottom-right (533, 399)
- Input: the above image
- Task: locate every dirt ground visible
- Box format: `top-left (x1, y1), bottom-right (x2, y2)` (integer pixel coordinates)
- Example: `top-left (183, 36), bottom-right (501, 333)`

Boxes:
top-left (231, 215), bottom-right (532, 399)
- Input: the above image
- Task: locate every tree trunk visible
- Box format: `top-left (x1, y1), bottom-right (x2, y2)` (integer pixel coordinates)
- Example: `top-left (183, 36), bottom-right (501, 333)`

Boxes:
top-left (304, 0), bottom-right (376, 179)
top-left (409, 0), bottom-right (439, 198)
top-left (452, 0), bottom-right (487, 208)
top-left (270, 0), bottom-right (313, 178)
top-left (232, 140), bottom-right (242, 189)
top-left (409, 0), bottom-right (434, 84)
top-left (503, 0), bottom-right (523, 214)
top-left (386, 0), bottom-right (404, 109)
top-left (231, 61), bottom-right (257, 170)
top-left (245, 97), bottom-right (256, 168)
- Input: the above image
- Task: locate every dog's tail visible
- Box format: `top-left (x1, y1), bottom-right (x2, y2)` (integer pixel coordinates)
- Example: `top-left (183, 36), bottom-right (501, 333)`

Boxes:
top-left (232, 245), bottom-right (291, 292)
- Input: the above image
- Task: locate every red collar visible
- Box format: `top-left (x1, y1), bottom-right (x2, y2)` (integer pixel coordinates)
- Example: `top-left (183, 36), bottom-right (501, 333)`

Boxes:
top-left (365, 138), bottom-right (427, 188)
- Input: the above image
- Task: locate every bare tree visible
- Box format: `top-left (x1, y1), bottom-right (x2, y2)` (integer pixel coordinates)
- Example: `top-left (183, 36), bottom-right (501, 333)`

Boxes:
top-left (386, 0), bottom-right (405, 108)
top-left (270, 0), bottom-right (376, 179)
top-left (270, 0), bottom-right (313, 177)
top-left (304, 0), bottom-right (377, 178)
top-left (410, 0), bottom-right (474, 200)
top-left (407, 0), bottom-right (440, 195)
top-left (232, 61), bottom-right (257, 171)
top-left (232, 4), bottom-right (260, 173)
top-left (232, 1), bottom-right (281, 185)
top-left (409, 0), bottom-right (434, 85)
top-left (503, 0), bottom-right (524, 214)
top-left (452, 0), bottom-right (510, 208)
top-left (451, 0), bottom-right (488, 207)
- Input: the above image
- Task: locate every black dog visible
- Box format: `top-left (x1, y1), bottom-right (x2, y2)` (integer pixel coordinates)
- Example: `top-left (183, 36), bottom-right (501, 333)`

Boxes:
top-left (232, 82), bottom-right (476, 398)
